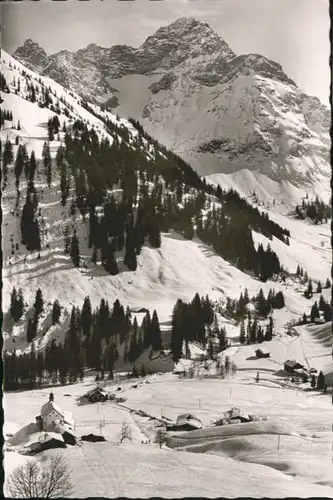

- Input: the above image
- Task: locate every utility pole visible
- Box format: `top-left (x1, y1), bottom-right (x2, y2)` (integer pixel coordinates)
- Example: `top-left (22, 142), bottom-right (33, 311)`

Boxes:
top-left (277, 434), bottom-right (280, 451)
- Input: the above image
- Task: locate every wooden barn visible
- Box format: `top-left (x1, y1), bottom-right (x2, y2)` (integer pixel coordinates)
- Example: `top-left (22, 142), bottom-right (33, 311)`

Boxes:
top-left (255, 349), bottom-right (270, 359)
top-left (27, 433), bottom-right (66, 453)
top-left (81, 387), bottom-right (108, 404)
top-left (167, 413), bottom-right (203, 432)
top-left (284, 360), bottom-right (304, 373)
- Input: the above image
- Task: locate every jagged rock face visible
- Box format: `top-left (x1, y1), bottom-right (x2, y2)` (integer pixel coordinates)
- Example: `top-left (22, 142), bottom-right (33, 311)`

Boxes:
top-left (137, 17), bottom-right (235, 73)
top-left (12, 38), bottom-right (48, 72)
top-left (13, 17), bottom-right (330, 188)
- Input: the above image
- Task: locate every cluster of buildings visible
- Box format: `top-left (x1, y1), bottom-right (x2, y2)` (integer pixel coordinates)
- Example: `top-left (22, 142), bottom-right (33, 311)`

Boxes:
top-left (8, 393), bottom-right (77, 453)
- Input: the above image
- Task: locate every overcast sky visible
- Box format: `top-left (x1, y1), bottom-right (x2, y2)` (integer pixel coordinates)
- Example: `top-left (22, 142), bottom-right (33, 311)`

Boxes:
top-left (1, 0), bottom-right (330, 105)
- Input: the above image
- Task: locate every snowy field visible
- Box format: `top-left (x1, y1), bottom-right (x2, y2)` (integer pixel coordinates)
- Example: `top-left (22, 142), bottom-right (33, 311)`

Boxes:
top-left (2, 48), bottom-right (333, 498)
top-left (4, 323), bottom-right (333, 497)
top-left (2, 49), bottom-right (332, 356)
top-left (4, 361), bottom-right (333, 498)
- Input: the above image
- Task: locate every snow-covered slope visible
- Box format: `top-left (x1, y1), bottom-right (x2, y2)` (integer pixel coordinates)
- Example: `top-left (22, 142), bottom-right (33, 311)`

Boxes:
top-left (4, 368), bottom-right (333, 497)
top-left (13, 17), bottom-right (331, 200)
top-left (1, 50), bottom-right (331, 359)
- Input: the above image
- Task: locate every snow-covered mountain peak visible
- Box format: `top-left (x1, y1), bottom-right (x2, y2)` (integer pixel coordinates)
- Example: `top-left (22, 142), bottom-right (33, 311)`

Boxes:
top-left (11, 20), bottom-right (331, 197)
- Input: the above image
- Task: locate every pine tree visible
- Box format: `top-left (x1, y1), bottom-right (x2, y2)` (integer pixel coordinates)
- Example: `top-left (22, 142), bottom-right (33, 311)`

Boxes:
top-left (151, 310), bottom-right (163, 351)
top-left (124, 221), bottom-right (137, 271)
top-left (26, 316), bottom-right (37, 343)
top-left (20, 181), bottom-right (41, 251)
top-left (273, 291), bottom-right (285, 309)
top-left (16, 288), bottom-right (25, 321)
top-left (246, 314), bottom-right (252, 343)
top-left (28, 151), bottom-right (37, 181)
top-left (224, 356), bottom-right (230, 375)
top-left (51, 300), bottom-right (61, 325)
top-left (256, 288), bottom-right (269, 317)
top-left (310, 374), bottom-right (316, 388)
top-left (70, 230), bottom-right (80, 267)
top-left (81, 296), bottom-right (92, 337)
top-left (249, 318), bottom-right (258, 343)
top-left (2, 138), bottom-right (14, 182)
top-left (91, 246), bottom-right (97, 264)
top-left (34, 288), bottom-right (44, 317)
top-left (264, 316), bottom-right (274, 341)
top-left (316, 371), bottom-right (325, 390)
top-left (239, 320), bottom-right (246, 344)
top-left (306, 279), bottom-right (313, 297)
top-left (257, 326), bottom-right (264, 343)
top-left (64, 225), bottom-right (71, 254)
top-left (10, 288), bottom-right (18, 321)
top-left (170, 299), bottom-right (184, 363)
top-left (42, 142), bottom-right (52, 187)
top-left (65, 306), bottom-right (81, 383)
top-left (316, 281), bottom-right (322, 293)
top-left (310, 302), bottom-right (320, 323)
top-left (218, 327), bottom-right (228, 351)
top-left (14, 144), bottom-right (25, 187)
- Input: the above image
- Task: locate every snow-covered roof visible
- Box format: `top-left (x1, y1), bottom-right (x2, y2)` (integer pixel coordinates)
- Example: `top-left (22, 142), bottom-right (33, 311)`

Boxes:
top-left (82, 387), bottom-right (108, 398)
top-left (284, 360), bottom-right (303, 368)
top-left (176, 413), bottom-right (203, 428)
top-left (223, 407), bottom-right (250, 421)
top-left (40, 400), bottom-right (65, 418)
top-left (23, 431), bottom-right (64, 448)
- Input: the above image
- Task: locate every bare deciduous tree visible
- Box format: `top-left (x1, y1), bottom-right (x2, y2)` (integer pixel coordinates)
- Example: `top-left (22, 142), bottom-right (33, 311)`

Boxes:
top-left (119, 421), bottom-right (132, 443)
top-left (155, 428), bottom-right (166, 448)
top-left (7, 454), bottom-right (74, 499)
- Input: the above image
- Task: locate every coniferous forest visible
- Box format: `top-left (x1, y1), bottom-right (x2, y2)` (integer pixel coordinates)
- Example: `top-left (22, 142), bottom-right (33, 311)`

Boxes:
top-left (2, 110), bottom-right (290, 282)
top-left (1, 68), bottom-right (307, 393)
top-left (4, 289), bottom-right (217, 391)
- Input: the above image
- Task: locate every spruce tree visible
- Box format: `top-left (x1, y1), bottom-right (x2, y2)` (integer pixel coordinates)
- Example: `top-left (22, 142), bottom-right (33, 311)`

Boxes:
top-left (14, 144), bottom-right (25, 188)
top-left (257, 326), bottom-right (264, 343)
top-left (34, 288), bottom-right (44, 317)
top-left (218, 327), bottom-right (228, 351)
top-left (239, 320), bottom-right (246, 344)
top-left (307, 279), bottom-right (313, 297)
top-left (10, 288), bottom-right (18, 321)
top-left (316, 371), bottom-right (325, 390)
top-left (42, 142), bottom-right (52, 187)
top-left (310, 374), bottom-right (316, 388)
top-left (26, 316), bottom-right (38, 343)
top-left (28, 151), bottom-right (37, 181)
top-left (51, 300), bottom-right (61, 325)
top-left (151, 310), bottom-right (163, 351)
top-left (65, 306), bottom-right (81, 383)
top-left (64, 225), bottom-right (71, 254)
top-left (91, 246), bottom-right (97, 264)
top-left (16, 288), bottom-right (25, 321)
top-left (310, 302), bottom-right (320, 323)
top-left (170, 299), bottom-right (184, 362)
top-left (124, 222), bottom-right (137, 271)
top-left (2, 138), bottom-right (13, 184)
top-left (70, 230), bottom-right (80, 267)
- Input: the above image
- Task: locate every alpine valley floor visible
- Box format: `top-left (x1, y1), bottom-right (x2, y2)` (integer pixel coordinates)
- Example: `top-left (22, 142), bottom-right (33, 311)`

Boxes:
top-left (4, 330), bottom-right (333, 498)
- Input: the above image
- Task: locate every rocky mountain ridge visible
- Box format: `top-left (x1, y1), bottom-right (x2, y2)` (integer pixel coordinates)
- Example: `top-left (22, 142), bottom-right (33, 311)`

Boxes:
top-left (13, 17), bottom-right (330, 195)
